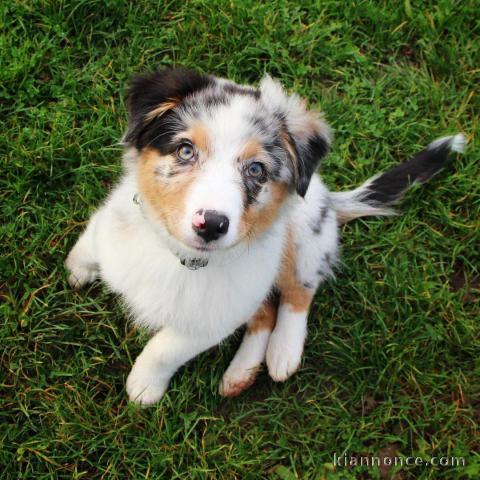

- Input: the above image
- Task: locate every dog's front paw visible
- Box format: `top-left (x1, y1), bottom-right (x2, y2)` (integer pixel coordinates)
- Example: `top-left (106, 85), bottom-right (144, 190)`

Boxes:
top-left (266, 329), bottom-right (303, 382)
top-left (126, 363), bottom-right (169, 406)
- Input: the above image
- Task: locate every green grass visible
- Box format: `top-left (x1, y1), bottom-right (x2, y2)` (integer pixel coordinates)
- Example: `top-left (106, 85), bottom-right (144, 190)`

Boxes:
top-left (1, 1), bottom-right (479, 478)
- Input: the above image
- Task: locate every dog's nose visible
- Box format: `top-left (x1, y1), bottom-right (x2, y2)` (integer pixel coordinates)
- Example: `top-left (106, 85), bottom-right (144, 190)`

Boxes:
top-left (192, 209), bottom-right (229, 242)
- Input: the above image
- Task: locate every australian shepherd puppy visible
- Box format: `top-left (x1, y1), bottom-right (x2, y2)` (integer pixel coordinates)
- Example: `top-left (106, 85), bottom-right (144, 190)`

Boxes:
top-left (66, 68), bottom-right (465, 405)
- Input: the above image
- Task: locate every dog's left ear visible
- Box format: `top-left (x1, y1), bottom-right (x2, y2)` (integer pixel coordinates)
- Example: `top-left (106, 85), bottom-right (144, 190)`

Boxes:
top-left (260, 76), bottom-right (332, 197)
top-left (123, 67), bottom-right (213, 149)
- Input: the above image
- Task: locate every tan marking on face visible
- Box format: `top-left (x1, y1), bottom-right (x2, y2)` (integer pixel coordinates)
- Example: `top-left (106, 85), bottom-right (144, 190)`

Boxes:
top-left (247, 297), bottom-right (278, 334)
top-left (183, 122), bottom-right (210, 154)
top-left (145, 98), bottom-right (179, 122)
top-left (238, 182), bottom-right (289, 240)
top-left (137, 147), bottom-right (196, 238)
top-left (276, 227), bottom-right (313, 312)
top-left (240, 138), bottom-right (263, 162)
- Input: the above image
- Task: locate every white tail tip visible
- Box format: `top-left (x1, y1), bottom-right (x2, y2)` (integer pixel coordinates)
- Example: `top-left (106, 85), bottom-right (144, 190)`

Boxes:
top-left (428, 133), bottom-right (467, 153)
top-left (450, 133), bottom-right (466, 153)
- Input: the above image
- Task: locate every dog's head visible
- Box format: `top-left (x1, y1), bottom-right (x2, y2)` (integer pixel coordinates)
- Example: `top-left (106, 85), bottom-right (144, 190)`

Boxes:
top-left (124, 67), bottom-right (331, 253)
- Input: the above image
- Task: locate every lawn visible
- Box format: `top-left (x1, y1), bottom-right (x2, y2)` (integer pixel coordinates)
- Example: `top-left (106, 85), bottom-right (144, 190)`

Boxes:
top-left (1, 1), bottom-right (479, 478)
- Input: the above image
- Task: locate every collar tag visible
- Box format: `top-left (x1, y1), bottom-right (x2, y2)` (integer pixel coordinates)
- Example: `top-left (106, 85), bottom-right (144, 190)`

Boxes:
top-left (180, 257), bottom-right (209, 270)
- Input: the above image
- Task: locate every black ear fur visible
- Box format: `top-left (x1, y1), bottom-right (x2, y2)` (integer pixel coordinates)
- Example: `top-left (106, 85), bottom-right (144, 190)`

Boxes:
top-left (282, 127), bottom-right (330, 197)
top-left (291, 132), bottom-right (330, 197)
top-left (123, 67), bottom-right (212, 149)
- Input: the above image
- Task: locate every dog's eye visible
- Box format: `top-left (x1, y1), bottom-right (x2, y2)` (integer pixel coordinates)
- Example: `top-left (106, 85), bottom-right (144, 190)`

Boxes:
top-left (246, 162), bottom-right (265, 178)
top-left (176, 142), bottom-right (196, 163)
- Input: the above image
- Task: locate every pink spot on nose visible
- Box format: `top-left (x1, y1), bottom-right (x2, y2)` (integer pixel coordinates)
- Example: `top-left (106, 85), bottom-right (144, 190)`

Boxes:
top-left (192, 210), bottom-right (206, 229)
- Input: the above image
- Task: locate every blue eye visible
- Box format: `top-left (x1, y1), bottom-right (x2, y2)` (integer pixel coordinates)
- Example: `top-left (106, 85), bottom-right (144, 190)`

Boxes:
top-left (176, 142), bottom-right (196, 162)
top-left (247, 162), bottom-right (265, 178)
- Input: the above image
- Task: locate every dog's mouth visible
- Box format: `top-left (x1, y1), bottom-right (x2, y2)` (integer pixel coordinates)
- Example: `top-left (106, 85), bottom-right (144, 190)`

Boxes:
top-left (173, 233), bottom-right (246, 263)
top-left (170, 235), bottom-right (221, 258)
top-left (180, 228), bottom-right (237, 253)
top-left (188, 240), bottom-right (224, 252)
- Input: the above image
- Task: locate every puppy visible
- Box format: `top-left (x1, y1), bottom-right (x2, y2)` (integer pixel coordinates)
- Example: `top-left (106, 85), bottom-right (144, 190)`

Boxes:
top-left (66, 68), bottom-right (465, 405)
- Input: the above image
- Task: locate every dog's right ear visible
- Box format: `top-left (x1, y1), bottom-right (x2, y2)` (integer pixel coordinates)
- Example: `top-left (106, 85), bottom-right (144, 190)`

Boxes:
top-left (122, 67), bottom-right (213, 149)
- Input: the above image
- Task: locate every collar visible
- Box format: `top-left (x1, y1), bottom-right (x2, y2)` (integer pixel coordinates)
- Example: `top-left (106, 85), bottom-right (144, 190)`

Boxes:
top-left (133, 193), bottom-right (209, 270)
top-left (180, 257), bottom-right (209, 270)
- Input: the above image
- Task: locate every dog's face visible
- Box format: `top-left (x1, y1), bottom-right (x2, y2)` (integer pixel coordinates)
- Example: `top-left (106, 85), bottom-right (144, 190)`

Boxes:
top-left (124, 68), bottom-right (331, 253)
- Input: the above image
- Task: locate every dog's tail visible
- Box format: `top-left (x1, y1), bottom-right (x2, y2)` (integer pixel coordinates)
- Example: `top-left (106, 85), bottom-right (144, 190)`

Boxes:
top-left (331, 134), bottom-right (466, 224)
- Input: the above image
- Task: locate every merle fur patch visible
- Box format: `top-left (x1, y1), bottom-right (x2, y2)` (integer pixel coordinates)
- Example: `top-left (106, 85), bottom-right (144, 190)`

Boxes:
top-left (310, 206), bottom-right (330, 234)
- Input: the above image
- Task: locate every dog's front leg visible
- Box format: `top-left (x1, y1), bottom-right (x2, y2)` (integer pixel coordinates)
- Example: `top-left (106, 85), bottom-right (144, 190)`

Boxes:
top-left (126, 327), bottom-right (221, 406)
top-left (219, 297), bottom-right (278, 397)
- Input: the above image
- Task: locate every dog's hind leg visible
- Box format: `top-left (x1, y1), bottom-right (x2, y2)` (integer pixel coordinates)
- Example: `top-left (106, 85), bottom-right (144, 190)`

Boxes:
top-left (219, 296), bottom-right (278, 397)
top-left (65, 213), bottom-right (100, 289)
